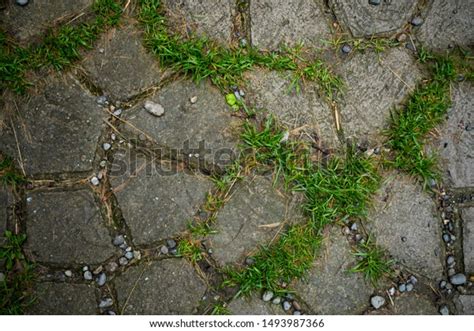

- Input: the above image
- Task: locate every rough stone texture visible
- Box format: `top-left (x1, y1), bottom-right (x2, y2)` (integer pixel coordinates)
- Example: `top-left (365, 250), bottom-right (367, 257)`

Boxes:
top-left (162, 0), bottom-right (234, 44)
top-left (245, 69), bottom-right (339, 149)
top-left (336, 48), bottom-right (423, 143)
top-left (123, 79), bottom-right (241, 169)
top-left (210, 176), bottom-right (290, 266)
top-left (0, 74), bottom-right (104, 177)
top-left (110, 148), bottom-right (212, 245)
top-left (250, 0), bottom-right (331, 50)
top-left (115, 259), bottom-right (206, 314)
top-left (417, 0), bottom-right (474, 51)
top-left (1, 0), bottom-right (93, 44)
top-left (295, 228), bottom-right (373, 314)
top-left (82, 24), bottom-right (164, 101)
top-left (330, 0), bottom-right (417, 37)
top-left (461, 208), bottom-right (474, 273)
top-left (369, 294), bottom-right (438, 315)
top-left (368, 175), bottom-right (444, 279)
top-left (454, 295), bottom-right (474, 315)
top-left (436, 83), bottom-right (474, 188)
top-left (25, 189), bottom-right (116, 265)
top-left (28, 282), bottom-right (97, 315)
top-left (228, 294), bottom-right (280, 315)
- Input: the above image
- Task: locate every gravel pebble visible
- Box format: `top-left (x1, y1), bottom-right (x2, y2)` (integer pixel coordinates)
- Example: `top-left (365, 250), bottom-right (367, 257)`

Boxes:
top-left (96, 95), bottom-right (108, 106)
top-left (450, 273), bottom-right (467, 285)
top-left (439, 280), bottom-right (447, 289)
top-left (406, 283), bottom-right (414, 292)
top-left (82, 266), bottom-right (89, 271)
top-left (447, 255), bottom-right (455, 266)
top-left (160, 245), bottom-right (169, 255)
top-left (341, 44), bottom-right (352, 54)
top-left (293, 310), bottom-right (302, 315)
top-left (350, 223), bottom-right (358, 231)
top-left (83, 271), bottom-right (93, 281)
top-left (292, 301), bottom-right (301, 311)
top-left (439, 305), bottom-right (449, 315)
top-left (272, 297), bottom-right (281, 305)
top-left (99, 298), bottom-right (114, 309)
top-left (245, 257), bottom-right (255, 265)
top-left (190, 96), bottom-right (198, 104)
top-left (99, 160), bottom-right (107, 168)
top-left (368, 0), bottom-right (381, 5)
top-left (113, 235), bottom-right (125, 246)
top-left (370, 295), bottom-right (385, 309)
top-left (119, 257), bottom-right (128, 266)
top-left (96, 273), bottom-right (107, 286)
top-left (125, 251), bottom-right (134, 260)
top-left (64, 270), bottom-right (72, 277)
top-left (144, 101), bottom-right (165, 117)
top-left (113, 109), bottom-right (122, 117)
top-left (411, 17), bottom-right (424, 26)
top-left (133, 250), bottom-right (142, 260)
top-left (90, 177), bottom-right (100, 186)
top-left (262, 290), bottom-right (274, 302)
top-left (106, 262), bottom-right (118, 273)
top-left (398, 283), bottom-right (407, 292)
top-left (408, 275), bottom-right (418, 285)
top-left (448, 268), bottom-right (456, 277)
top-left (103, 143), bottom-right (112, 151)
top-left (167, 239), bottom-right (177, 249)
top-left (282, 301), bottom-right (292, 311)
top-left (442, 233), bottom-right (451, 243)
top-left (16, 0), bottom-right (29, 6)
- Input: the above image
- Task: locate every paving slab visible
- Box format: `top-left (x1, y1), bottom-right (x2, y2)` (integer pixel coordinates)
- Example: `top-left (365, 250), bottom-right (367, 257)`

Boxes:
top-left (330, 0), bottom-right (417, 38)
top-left (369, 294), bottom-right (438, 315)
top-left (436, 83), bottom-right (474, 188)
top-left (209, 176), bottom-right (290, 266)
top-left (110, 148), bottom-right (212, 245)
top-left (294, 228), bottom-right (373, 315)
top-left (162, 0), bottom-right (234, 44)
top-left (461, 207), bottom-right (474, 274)
top-left (245, 69), bottom-right (339, 149)
top-left (82, 24), bottom-right (165, 101)
top-left (25, 189), bottom-right (116, 265)
top-left (228, 294), bottom-right (280, 315)
top-left (368, 174), bottom-right (444, 279)
top-left (0, 74), bottom-right (104, 177)
top-left (250, 0), bottom-right (331, 50)
top-left (1, 0), bottom-right (93, 44)
top-left (28, 282), bottom-right (97, 315)
top-left (336, 48), bottom-right (423, 143)
top-left (123, 79), bottom-right (241, 170)
top-left (115, 259), bottom-right (206, 314)
top-left (417, 0), bottom-right (474, 51)
top-left (454, 295), bottom-right (474, 315)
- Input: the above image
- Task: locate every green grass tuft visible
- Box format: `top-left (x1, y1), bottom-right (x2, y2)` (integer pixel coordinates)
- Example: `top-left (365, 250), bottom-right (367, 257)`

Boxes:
top-left (211, 303), bottom-right (230, 315)
top-left (0, 231), bottom-right (35, 314)
top-left (0, 155), bottom-right (26, 187)
top-left (138, 0), bottom-right (342, 99)
top-left (350, 236), bottom-right (393, 285)
top-left (177, 239), bottom-right (203, 263)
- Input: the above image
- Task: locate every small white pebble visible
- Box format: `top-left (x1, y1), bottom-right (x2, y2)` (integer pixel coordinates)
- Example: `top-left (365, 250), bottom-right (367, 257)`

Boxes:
top-left (144, 101), bottom-right (165, 117)
top-left (190, 96), bottom-right (198, 104)
top-left (64, 270), bottom-right (73, 277)
top-left (103, 143), bottom-right (111, 151)
top-left (90, 177), bottom-right (100, 186)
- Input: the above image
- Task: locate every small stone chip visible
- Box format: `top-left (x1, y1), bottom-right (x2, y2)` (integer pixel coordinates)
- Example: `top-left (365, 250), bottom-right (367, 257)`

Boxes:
top-left (90, 176), bottom-right (100, 186)
top-left (190, 96), bottom-right (198, 104)
top-left (144, 101), bottom-right (165, 117)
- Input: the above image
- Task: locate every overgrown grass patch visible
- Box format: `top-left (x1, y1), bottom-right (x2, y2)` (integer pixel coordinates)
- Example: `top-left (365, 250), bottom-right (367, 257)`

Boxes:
top-left (0, 155), bottom-right (26, 187)
top-left (138, 0), bottom-right (342, 99)
top-left (0, 0), bottom-right (123, 93)
top-left (0, 231), bottom-right (35, 314)
top-left (385, 49), bottom-right (473, 186)
top-left (223, 117), bottom-right (382, 296)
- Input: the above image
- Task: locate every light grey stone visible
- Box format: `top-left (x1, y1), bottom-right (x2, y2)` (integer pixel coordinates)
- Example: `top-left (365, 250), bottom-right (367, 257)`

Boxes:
top-left (245, 69), bottom-right (339, 149)
top-left (228, 294), bottom-right (279, 315)
top-left (250, 0), bottom-right (331, 50)
top-left (110, 148), bottom-right (212, 245)
top-left (0, 75), bottom-right (105, 177)
top-left (367, 174), bottom-right (444, 279)
top-left (162, 0), bottom-right (234, 44)
top-left (294, 228), bottom-right (373, 314)
top-left (1, 0), bottom-right (93, 44)
top-left (461, 208), bottom-right (474, 273)
top-left (115, 259), bottom-right (206, 314)
top-left (25, 189), bottom-right (116, 265)
top-left (450, 273), bottom-right (466, 286)
top-left (210, 176), bottom-right (290, 265)
top-left (122, 79), bottom-right (241, 171)
top-left (82, 25), bottom-right (166, 101)
top-left (417, 0), bottom-right (474, 51)
top-left (330, 0), bottom-right (417, 37)
top-left (436, 83), bottom-right (474, 188)
top-left (336, 48), bottom-right (423, 143)
top-left (28, 283), bottom-right (97, 315)
top-left (370, 296), bottom-right (385, 309)
top-left (454, 295), bottom-right (474, 315)
top-left (369, 294), bottom-right (438, 315)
